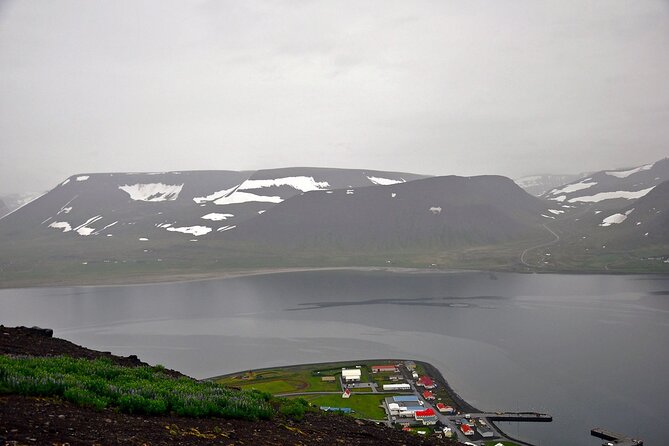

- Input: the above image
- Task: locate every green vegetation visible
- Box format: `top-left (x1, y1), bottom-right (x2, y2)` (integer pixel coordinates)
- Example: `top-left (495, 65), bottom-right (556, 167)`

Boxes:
top-left (215, 366), bottom-right (339, 394)
top-left (294, 393), bottom-right (387, 420)
top-left (0, 355), bottom-right (276, 420)
top-left (278, 397), bottom-right (309, 421)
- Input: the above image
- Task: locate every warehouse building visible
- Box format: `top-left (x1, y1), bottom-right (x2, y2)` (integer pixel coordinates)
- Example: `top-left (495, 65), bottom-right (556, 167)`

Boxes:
top-left (341, 368), bottom-right (361, 382)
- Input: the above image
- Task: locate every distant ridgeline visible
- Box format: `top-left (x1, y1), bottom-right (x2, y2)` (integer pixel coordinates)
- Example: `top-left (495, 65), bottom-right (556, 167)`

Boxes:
top-left (0, 159), bottom-right (668, 281)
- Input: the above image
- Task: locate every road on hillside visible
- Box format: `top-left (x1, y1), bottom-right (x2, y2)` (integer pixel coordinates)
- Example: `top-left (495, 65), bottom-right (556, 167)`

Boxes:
top-left (520, 223), bottom-right (560, 268)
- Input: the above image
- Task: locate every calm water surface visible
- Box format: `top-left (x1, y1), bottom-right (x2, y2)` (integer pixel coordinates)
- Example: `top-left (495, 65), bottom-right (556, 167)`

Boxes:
top-left (1, 270), bottom-right (667, 446)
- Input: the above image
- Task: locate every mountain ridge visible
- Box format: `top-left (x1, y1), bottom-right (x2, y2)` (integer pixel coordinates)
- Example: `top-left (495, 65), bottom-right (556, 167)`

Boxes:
top-left (0, 160), bottom-right (667, 286)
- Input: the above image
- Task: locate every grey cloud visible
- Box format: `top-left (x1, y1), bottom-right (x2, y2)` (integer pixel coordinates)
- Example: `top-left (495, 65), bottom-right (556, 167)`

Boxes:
top-left (1, 0), bottom-right (668, 193)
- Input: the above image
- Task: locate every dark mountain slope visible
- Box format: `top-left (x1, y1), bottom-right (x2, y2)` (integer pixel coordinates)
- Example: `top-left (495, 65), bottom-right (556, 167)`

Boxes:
top-left (229, 175), bottom-right (550, 252)
top-left (0, 168), bottom-right (428, 243)
top-left (0, 170), bottom-right (250, 240)
top-left (589, 179), bottom-right (669, 248)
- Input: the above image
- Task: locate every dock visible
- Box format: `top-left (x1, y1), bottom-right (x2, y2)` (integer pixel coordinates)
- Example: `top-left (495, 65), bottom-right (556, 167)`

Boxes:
top-left (478, 412), bottom-right (552, 422)
top-left (591, 427), bottom-right (643, 446)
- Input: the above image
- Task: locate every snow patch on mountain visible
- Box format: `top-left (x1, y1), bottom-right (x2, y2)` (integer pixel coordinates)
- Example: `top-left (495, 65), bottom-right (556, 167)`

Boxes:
top-left (549, 179), bottom-right (597, 196)
top-left (605, 163), bottom-right (653, 178)
top-left (429, 206), bottom-right (442, 214)
top-left (165, 225), bottom-right (212, 236)
top-left (76, 176), bottom-right (89, 181)
top-left (194, 184), bottom-right (283, 205)
top-left (600, 209), bottom-right (635, 227)
top-left (213, 191), bottom-right (283, 205)
top-left (367, 176), bottom-right (405, 186)
top-left (202, 213), bottom-right (234, 221)
top-left (96, 221), bottom-right (118, 234)
top-left (193, 186), bottom-right (238, 204)
top-left (217, 225), bottom-right (236, 232)
top-left (548, 209), bottom-right (564, 215)
top-left (119, 183), bottom-right (184, 202)
top-left (57, 197), bottom-right (77, 216)
top-left (240, 176), bottom-right (330, 192)
top-left (49, 221), bottom-right (72, 232)
top-left (568, 187), bottom-right (655, 203)
top-left (74, 215), bottom-right (103, 236)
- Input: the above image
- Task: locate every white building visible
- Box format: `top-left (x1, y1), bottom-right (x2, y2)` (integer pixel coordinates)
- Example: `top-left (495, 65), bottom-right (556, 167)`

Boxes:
top-left (341, 368), bottom-right (361, 382)
top-left (383, 383), bottom-right (411, 391)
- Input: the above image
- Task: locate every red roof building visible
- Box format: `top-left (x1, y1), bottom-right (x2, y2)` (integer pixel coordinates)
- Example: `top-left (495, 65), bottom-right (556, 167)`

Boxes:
top-left (436, 403), bottom-right (455, 414)
top-left (417, 376), bottom-right (436, 389)
top-left (422, 390), bottom-right (435, 400)
top-left (460, 424), bottom-right (474, 436)
top-left (414, 408), bottom-right (438, 425)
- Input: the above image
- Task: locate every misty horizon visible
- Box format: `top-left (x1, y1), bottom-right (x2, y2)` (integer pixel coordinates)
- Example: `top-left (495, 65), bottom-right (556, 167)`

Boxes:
top-left (2, 0), bottom-right (668, 195)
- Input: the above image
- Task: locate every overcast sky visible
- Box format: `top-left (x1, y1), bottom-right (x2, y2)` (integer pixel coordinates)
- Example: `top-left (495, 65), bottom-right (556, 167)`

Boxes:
top-left (1, 0), bottom-right (668, 194)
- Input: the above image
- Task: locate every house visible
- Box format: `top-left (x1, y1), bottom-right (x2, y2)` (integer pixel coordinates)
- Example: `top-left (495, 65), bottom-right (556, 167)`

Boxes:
top-left (342, 388), bottom-right (351, 398)
top-left (412, 371), bottom-right (419, 379)
top-left (321, 376), bottom-right (336, 382)
top-left (404, 361), bottom-right (416, 370)
top-left (371, 365), bottom-right (398, 373)
top-left (436, 403), bottom-right (455, 414)
top-left (341, 368), bottom-right (361, 382)
top-left (414, 408), bottom-right (438, 425)
top-left (416, 376), bottom-right (436, 389)
top-left (460, 424), bottom-right (474, 436)
top-left (422, 390), bottom-right (435, 400)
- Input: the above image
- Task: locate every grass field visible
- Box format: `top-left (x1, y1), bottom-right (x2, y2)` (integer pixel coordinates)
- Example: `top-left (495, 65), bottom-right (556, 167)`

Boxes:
top-left (293, 393), bottom-right (387, 420)
top-left (215, 367), bottom-right (339, 394)
top-left (407, 427), bottom-right (431, 435)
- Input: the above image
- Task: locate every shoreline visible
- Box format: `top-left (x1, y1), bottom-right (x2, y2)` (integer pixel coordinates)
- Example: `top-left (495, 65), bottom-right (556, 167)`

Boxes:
top-left (211, 358), bottom-right (543, 445)
top-left (0, 266), bottom-right (482, 290)
top-left (2, 265), bottom-right (666, 290)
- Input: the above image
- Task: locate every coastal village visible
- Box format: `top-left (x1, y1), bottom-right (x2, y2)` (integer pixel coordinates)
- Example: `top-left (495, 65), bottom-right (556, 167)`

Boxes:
top-left (216, 360), bottom-right (554, 446)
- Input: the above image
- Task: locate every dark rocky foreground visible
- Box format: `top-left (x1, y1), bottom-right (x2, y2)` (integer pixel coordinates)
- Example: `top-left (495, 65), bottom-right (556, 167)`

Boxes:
top-left (0, 326), bottom-right (460, 445)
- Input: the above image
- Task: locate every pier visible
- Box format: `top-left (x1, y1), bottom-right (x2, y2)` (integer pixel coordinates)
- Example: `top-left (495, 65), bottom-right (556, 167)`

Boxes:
top-left (476, 412), bottom-right (553, 422)
top-left (591, 427), bottom-right (643, 446)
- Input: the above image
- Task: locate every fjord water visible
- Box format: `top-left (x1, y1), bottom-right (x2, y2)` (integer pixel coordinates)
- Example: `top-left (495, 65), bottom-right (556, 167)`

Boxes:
top-left (1, 271), bottom-right (667, 446)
